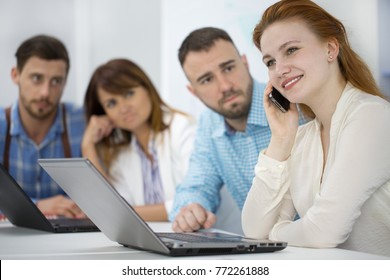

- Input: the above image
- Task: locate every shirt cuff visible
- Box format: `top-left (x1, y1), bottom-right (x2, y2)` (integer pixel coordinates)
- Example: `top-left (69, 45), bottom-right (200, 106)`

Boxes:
top-left (255, 149), bottom-right (288, 176)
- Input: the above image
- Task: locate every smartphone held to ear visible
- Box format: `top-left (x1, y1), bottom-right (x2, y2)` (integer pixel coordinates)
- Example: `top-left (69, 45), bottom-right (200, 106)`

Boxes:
top-left (268, 87), bottom-right (290, 113)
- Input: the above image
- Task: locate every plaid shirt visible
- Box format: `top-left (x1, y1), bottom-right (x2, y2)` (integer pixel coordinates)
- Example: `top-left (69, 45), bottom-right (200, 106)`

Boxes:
top-left (169, 79), bottom-right (272, 220)
top-left (0, 102), bottom-right (85, 201)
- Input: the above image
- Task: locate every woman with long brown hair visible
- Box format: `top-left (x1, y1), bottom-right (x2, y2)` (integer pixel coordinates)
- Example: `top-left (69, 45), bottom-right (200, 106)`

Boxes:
top-left (82, 58), bottom-right (196, 221)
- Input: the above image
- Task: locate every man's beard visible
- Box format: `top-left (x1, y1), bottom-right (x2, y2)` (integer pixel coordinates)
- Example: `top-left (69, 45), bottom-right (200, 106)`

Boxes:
top-left (20, 97), bottom-right (56, 120)
top-left (208, 81), bottom-right (253, 120)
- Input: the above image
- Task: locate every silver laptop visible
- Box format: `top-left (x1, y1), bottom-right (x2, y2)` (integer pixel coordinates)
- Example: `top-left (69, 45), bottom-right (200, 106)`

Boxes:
top-left (38, 158), bottom-right (287, 256)
top-left (0, 163), bottom-right (98, 233)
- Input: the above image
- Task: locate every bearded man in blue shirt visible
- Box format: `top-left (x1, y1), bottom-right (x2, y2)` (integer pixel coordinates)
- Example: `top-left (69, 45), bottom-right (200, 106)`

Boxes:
top-left (170, 27), bottom-right (279, 232)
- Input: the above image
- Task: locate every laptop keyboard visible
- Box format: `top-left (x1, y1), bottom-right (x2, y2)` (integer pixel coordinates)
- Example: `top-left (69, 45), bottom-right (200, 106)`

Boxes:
top-left (157, 232), bottom-right (243, 243)
top-left (50, 217), bottom-right (96, 227)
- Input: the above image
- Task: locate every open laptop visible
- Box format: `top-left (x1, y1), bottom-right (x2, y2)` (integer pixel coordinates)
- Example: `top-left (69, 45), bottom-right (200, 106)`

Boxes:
top-left (38, 158), bottom-right (287, 256)
top-left (0, 163), bottom-right (99, 233)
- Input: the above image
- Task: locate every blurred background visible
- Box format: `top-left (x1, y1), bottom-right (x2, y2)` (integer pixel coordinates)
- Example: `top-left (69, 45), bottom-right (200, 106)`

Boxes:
top-left (1, 0), bottom-right (389, 119)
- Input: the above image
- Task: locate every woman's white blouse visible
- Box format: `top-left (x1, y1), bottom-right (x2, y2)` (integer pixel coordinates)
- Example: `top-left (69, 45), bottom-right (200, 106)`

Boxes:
top-left (242, 83), bottom-right (390, 256)
top-left (109, 111), bottom-right (196, 214)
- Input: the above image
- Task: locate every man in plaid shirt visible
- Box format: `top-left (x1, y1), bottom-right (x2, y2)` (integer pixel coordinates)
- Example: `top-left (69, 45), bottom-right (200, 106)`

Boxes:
top-left (0, 35), bottom-right (85, 218)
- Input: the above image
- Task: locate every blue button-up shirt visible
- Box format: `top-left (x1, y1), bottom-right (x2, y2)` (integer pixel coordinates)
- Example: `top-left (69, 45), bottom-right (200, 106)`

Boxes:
top-left (0, 102), bottom-right (85, 201)
top-left (169, 79), bottom-right (271, 220)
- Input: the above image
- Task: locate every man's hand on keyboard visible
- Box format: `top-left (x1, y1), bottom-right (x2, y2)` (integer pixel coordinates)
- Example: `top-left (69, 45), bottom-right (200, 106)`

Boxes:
top-left (36, 195), bottom-right (86, 218)
top-left (172, 203), bottom-right (216, 233)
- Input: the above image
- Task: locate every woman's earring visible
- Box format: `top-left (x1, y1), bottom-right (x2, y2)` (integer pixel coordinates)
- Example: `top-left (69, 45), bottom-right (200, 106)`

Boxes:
top-left (329, 55), bottom-right (333, 60)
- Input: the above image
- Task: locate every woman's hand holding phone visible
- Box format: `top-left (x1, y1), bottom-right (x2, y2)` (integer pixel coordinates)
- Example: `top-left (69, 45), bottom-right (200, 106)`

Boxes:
top-left (263, 82), bottom-right (299, 161)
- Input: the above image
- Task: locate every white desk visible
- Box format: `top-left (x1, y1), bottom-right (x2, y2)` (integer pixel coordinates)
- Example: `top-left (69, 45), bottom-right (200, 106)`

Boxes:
top-left (0, 221), bottom-right (388, 260)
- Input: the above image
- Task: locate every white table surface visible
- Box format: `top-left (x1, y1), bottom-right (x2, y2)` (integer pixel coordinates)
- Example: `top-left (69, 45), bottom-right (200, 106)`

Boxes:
top-left (0, 221), bottom-right (388, 260)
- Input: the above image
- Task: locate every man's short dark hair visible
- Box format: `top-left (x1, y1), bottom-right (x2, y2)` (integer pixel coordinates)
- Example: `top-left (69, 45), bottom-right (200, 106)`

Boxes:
top-left (178, 27), bottom-right (235, 66)
top-left (15, 34), bottom-right (70, 73)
